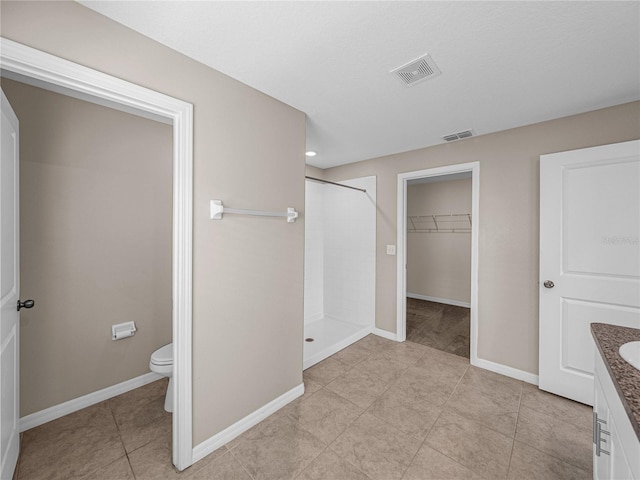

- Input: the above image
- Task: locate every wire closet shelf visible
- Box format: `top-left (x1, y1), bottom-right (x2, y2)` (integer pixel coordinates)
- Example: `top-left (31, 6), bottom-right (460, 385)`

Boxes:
top-left (407, 213), bottom-right (471, 233)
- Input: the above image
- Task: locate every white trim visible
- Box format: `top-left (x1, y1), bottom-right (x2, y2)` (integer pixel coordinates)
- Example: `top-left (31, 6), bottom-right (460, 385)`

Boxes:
top-left (192, 383), bottom-right (305, 464)
top-left (0, 38), bottom-right (194, 471)
top-left (406, 293), bottom-right (471, 309)
top-left (473, 357), bottom-right (539, 386)
top-left (303, 326), bottom-right (371, 369)
top-left (397, 162), bottom-right (480, 364)
top-left (371, 327), bottom-right (399, 342)
top-left (20, 373), bottom-right (162, 432)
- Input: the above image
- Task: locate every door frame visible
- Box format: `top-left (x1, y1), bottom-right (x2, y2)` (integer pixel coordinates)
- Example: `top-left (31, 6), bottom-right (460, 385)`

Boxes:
top-left (396, 162), bottom-right (479, 365)
top-left (0, 38), bottom-right (194, 470)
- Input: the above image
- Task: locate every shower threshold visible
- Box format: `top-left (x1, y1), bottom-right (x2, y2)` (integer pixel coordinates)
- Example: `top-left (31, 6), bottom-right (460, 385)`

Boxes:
top-left (303, 317), bottom-right (370, 369)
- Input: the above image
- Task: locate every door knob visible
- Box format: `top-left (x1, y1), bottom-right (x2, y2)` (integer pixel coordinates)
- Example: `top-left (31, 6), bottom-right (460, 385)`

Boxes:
top-left (17, 299), bottom-right (35, 311)
top-left (543, 280), bottom-right (555, 289)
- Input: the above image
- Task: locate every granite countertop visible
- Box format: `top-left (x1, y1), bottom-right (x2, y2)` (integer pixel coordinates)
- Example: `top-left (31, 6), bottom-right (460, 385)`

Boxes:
top-left (591, 323), bottom-right (640, 440)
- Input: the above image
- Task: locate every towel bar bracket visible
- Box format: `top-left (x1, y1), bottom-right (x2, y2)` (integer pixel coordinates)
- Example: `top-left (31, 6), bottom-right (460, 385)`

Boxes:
top-left (210, 200), bottom-right (298, 223)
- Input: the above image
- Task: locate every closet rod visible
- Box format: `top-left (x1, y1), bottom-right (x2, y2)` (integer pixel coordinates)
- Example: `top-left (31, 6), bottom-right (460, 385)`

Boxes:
top-left (305, 176), bottom-right (366, 193)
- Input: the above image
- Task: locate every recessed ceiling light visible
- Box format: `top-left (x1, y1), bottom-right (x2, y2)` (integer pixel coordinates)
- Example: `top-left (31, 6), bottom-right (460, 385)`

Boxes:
top-left (305, 151), bottom-right (317, 157)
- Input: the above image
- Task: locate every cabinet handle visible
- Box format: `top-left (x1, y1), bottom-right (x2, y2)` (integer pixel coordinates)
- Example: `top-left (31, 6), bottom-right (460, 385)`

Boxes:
top-left (594, 414), bottom-right (611, 457)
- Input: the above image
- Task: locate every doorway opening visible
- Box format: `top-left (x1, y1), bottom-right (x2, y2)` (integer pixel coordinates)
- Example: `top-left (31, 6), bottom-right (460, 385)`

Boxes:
top-left (405, 172), bottom-right (472, 357)
top-left (397, 162), bottom-right (479, 364)
top-left (0, 39), bottom-right (193, 470)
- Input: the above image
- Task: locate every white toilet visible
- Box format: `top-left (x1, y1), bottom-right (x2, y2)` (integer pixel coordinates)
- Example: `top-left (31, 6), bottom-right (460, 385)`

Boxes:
top-left (150, 343), bottom-right (173, 413)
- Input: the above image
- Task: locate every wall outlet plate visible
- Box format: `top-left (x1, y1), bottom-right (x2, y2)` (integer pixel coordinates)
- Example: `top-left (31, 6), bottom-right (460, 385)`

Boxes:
top-left (386, 245), bottom-right (396, 255)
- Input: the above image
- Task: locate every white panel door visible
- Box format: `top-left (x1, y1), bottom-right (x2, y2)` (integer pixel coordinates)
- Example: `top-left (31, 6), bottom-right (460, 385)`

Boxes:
top-left (539, 140), bottom-right (640, 405)
top-left (0, 89), bottom-right (20, 480)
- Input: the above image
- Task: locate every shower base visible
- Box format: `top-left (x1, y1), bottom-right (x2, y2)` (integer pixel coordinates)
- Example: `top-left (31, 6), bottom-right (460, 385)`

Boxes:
top-left (303, 316), bottom-right (370, 369)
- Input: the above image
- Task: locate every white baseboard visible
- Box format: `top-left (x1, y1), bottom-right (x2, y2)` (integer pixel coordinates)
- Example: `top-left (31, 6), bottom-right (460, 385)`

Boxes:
top-left (192, 383), bottom-right (304, 464)
top-left (371, 327), bottom-right (399, 342)
top-left (472, 356), bottom-right (538, 386)
top-left (20, 372), bottom-right (163, 432)
top-left (407, 293), bottom-right (471, 309)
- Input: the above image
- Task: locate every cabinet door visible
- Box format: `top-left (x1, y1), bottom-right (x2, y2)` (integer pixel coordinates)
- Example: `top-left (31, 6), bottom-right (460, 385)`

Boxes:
top-left (610, 414), bottom-right (634, 480)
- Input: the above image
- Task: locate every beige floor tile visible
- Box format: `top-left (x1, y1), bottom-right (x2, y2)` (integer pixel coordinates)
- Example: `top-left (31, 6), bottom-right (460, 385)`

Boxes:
top-left (127, 436), bottom-right (182, 479)
top-left (417, 346), bottom-right (470, 370)
top-left (191, 451), bottom-right (253, 480)
top-left (354, 355), bottom-right (408, 384)
top-left (297, 449), bottom-right (372, 480)
top-left (367, 385), bottom-right (441, 440)
top-left (278, 378), bottom-right (323, 420)
top-left (303, 378), bottom-right (324, 396)
top-left (129, 436), bottom-right (228, 479)
top-left (402, 444), bottom-right (483, 480)
top-left (304, 357), bottom-right (350, 385)
top-left (426, 409), bottom-right (513, 479)
top-left (21, 400), bottom-right (116, 444)
top-left (78, 455), bottom-right (134, 480)
top-left (356, 334), bottom-right (397, 351)
top-left (330, 412), bottom-right (422, 480)
top-left (224, 409), bottom-right (293, 452)
top-left (325, 364), bottom-right (395, 409)
top-left (115, 395), bottom-right (172, 453)
top-left (446, 366), bottom-right (522, 437)
top-left (332, 341), bottom-right (376, 367)
top-left (286, 388), bottom-right (364, 443)
top-left (515, 406), bottom-right (592, 472)
top-left (520, 384), bottom-right (592, 431)
top-left (109, 378), bottom-right (168, 414)
top-left (232, 413), bottom-right (326, 480)
top-left (18, 402), bottom-right (125, 480)
top-left (391, 355), bottom-right (466, 409)
top-left (374, 341), bottom-right (429, 367)
top-left (507, 441), bottom-right (591, 480)
top-left (18, 339), bottom-right (599, 480)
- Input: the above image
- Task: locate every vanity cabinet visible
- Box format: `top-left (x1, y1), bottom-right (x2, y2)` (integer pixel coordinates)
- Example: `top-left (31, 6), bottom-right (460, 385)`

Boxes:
top-left (593, 348), bottom-right (640, 479)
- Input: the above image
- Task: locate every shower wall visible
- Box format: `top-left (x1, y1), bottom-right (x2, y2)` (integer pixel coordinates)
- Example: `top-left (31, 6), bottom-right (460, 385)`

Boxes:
top-left (304, 176), bottom-right (376, 327)
top-left (304, 181), bottom-right (324, 322)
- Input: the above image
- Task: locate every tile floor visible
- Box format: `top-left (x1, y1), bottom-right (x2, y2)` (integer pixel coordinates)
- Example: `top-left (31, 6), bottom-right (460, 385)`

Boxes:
top-left (15, 335), bottom-right (593, 479)
top-left (406, 298), bottom-right (471, 358)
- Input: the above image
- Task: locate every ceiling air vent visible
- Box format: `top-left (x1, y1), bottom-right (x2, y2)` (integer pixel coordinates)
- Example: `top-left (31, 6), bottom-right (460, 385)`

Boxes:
top-left (442, 130), bottom-right (475, 142)
top-left (391, 54), bottom-right (441, 87)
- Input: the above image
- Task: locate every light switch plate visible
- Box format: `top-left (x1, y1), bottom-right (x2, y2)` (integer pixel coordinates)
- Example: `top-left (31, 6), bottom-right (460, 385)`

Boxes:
top-left (386, 245), bottom-right (396, 255)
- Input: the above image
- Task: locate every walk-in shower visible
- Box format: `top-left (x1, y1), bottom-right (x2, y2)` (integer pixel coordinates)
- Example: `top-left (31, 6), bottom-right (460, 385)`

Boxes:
top-left (303, 175), bottom-right (376, 368)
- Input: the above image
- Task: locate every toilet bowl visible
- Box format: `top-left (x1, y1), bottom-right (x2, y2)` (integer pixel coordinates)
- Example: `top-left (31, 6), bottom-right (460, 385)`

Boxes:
top-left (150, 343), bottom-right (173, 413)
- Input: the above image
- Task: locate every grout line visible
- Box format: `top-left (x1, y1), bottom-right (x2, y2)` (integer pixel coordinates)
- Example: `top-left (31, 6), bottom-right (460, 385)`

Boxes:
top-left (505, 382), bottom-right (525, 476)
top-left (125, 452), bottom-right (137, 480)
top-left (510, 407), bottom-right (593, 473)
top-left (398, 362), bottom-right (471, 479)
top-left (227, 438), bottom-right (257, 480)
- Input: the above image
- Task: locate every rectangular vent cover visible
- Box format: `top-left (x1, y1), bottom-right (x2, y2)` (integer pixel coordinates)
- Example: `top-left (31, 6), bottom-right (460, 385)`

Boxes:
top-left (442, 130), bottom-right (475, 142)
top-left (391, 54), bottom-right (441, 87)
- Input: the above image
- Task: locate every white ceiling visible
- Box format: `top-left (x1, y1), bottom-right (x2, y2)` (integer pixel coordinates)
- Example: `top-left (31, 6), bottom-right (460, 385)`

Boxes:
top-left (80, 1), bottom-right (640, 168)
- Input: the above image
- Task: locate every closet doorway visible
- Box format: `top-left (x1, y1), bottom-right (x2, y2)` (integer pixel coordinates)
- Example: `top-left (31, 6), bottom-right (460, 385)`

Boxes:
top-left (397, 162), bottom-right (479, 363)
top-left (405, 173), bottom-right (472, 357)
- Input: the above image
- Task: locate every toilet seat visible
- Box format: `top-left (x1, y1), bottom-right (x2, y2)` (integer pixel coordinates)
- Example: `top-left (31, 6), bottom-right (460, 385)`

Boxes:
top-left (151, 343), bottom-right (173, 366)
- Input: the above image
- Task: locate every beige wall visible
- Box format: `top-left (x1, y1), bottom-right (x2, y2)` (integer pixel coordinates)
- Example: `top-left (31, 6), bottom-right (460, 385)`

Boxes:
top-left (407, 178), bottom-right (472, 304)
top-left (305, 164), bottom-right (325, 180)
top-left (1, 1), bottom-right (306, 445)
top-left (322, 101), bottom-right (640, 375)
top-left (2, 79), bottom-right (173, 416)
